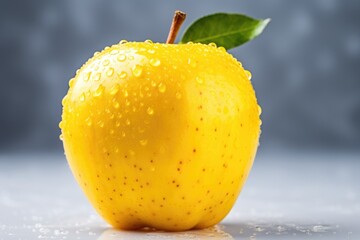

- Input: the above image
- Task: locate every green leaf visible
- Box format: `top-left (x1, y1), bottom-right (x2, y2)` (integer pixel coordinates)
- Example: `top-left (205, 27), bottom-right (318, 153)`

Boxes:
top-left (180, 13), bottom-right (270, 50)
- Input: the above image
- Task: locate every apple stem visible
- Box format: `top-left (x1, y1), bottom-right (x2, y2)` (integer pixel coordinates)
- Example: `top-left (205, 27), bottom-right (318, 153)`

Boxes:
top-left (166, 10), bottom-right (186, 44)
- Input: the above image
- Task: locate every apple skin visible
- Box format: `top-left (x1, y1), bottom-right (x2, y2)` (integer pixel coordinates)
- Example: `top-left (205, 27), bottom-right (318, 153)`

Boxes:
top-left (60, 42), bottom-right (261, 231)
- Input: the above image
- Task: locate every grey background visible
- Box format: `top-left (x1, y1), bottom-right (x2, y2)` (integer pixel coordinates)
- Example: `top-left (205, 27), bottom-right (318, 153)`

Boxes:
top-left (0, 0), bottom-right (359, 153)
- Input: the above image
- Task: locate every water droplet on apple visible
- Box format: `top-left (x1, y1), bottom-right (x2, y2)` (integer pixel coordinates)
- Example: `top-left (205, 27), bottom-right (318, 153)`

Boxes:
top-left (138, 126), bottom-right (145, 133)
top-left (139, 139), bottom-right (148, 146)
top-left (149, 58), bottom-right (161, 67)
top-left (110, 49), bottom-right (119, 55)
top-left (68, 78), bottom-right (75, 88)
top-left (209, 42), bottom-right (217, 47)
top-left (113, 101), bottom-right (120, 109)
top-left (119, 71), bottom-right (127, 79)
top-left (84, 72), bottom-right (91, 82)
top-left (94, 84), bottom-right (104, 97)
top-left (123, 89), bottom-right (129, 97)
top-left (196, 77), bottom-right (204, 84)
top-left (98, 121), bottom-right (104, 128)
top-left (85, 117), bottom-right (92, 126)
top-left (93, 73), bottom-right (101, 81)
top-left (110, 84), bottom-right (120, 95)
top-left (176, 92), bottom-right (182, 99)
top-left (106, 67), bottom-right (114, 77)
top-left (80, 93), bottom-right (86, 102)
top-left (125, 99), bottom-right (130, 106)
top-left (245, 70), bottom-right (252, 80)
top-left (158, 82), bottom-right (166, 93)
top-left (117, 54), bottom-right (126, 62)
top-left (62, 95), bottom-right (68, 106)
top-left (102, 59), bottom-right (110, 66)
top-left (188, 58), bottom-right (196, 68)
top-left (132, 64), bottom-right (143, 77)
top-left (147, 107), bottom-right (154, 115)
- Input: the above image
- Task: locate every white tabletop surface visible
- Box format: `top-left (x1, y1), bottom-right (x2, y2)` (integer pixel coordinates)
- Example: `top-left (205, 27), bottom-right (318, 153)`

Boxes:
top-left (1, 150), bottom-right (359, 239)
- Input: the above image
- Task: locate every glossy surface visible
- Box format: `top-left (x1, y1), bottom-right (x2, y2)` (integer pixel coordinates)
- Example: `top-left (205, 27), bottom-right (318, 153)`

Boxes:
top-left (60, 42), bottom-right (260, 230)
top-left (1, 151), bottom-right (359, 239)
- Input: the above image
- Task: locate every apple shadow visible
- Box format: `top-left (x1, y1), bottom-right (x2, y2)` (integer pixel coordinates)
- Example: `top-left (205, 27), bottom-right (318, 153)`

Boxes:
top-left (97, 225), bottom-right (233, 240)
top-left (97, 221), bottom-right (338, 240)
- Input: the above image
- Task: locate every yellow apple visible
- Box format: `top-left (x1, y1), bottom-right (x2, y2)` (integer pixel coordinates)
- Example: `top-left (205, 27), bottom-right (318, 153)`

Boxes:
top-left (60, 41), bottom-right (261, 231)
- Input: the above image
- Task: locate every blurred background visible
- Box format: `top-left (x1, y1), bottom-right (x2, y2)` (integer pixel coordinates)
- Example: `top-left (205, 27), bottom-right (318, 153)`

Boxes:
top-left (0, 0), bottom-right (359, 153)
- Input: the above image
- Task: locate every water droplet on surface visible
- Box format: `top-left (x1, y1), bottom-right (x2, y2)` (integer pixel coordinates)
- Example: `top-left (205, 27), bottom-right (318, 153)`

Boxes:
top-left (139, 139), bottom-right (148, 146)
top-left (126, 119), bottom-right (131, 125)
top-left (147, 107), bottom-right (154, 115)
top-left (119, 40), bottom-right (128, 44)
top-left (59, 134), bottom-right (63, 140)
top-left (245, 70), bottom-right (252, 80)
top-left (94, 84), bottom-right (104, 97)
top-left (258, 105), bottom-right (262, 115)
top-left (93, 51), bottom-right (100, 57)
top-left (149, 58), bottom-right (161, 67)
top-left (132, 65), bottom-right (143, 77)
top-left (145, 39), bottom-right (153, 43)
top-left (80, 93), bottom-right (86, 102)
top-left (103, 59), bottom-right (110, 66)
top-left (58, 121), bottom-right (63, 129)
top-left (151, 81), bottom-right (157, 87)
top-left (110, 49), bottom-right (119, 55)
top-left (117, 54), bottom-right (126, 62)
top-left (158, 83), bottom-right (166, 93)
top-left (94, 73), bottom-right (101, 81)
top-left (175, 92), bottom-right (182, 99)
top-left (106, 67), bottom-right (114, 77)
top-left (98, 121), bottom-right (104, 128)
top-left (110, 84), bottom-right (120, 95)
top-left (196, 77), bottom-right (204, 84)
top-left (187, 41), bottom-right (193, 44)
top-left (218, 46), bottom-right (226, 52)
top-left (209, 42), bottom-right (217, 47)
top-left (147, 49), bottom-right (155, 54)
top-left (119, 71), bottom-right (127, 79)
top-left (122, 131), bottom-right (126, 137)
